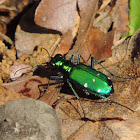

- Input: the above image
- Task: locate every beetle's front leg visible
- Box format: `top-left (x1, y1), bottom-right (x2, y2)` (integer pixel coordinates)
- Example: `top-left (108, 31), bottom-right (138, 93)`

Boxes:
top-left (37, 75), bottom-right (64, 99)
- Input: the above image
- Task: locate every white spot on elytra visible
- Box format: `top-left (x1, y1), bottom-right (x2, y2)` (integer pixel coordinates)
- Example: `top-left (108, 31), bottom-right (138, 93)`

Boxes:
top-left (93, 79), bottom-right (95, 82)
top-left (97, 74), bottom-right (100, 76)
top-left (84, 83), bottom-right (88, 88)
top-left (97, 89), bottom-right (101, 93)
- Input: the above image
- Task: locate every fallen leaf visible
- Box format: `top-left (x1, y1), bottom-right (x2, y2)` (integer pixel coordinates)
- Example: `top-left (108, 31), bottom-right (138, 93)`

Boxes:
top-left (15, 3), bottom-right (61, 58)
top-left (34, 0), bottom-right (80, 56)
top-left (105, 116), bottom-right (140, 140)
top-left (35, 0), bottom-right (77, 34)
top-left (113, 0), bottom-right (129, 43)
top-left (65, 0), bottom-right (99, 62)
top-left (0, 86), bottom-right (26, 106)
top-left (97, 0), bottom-right (111, 13)
top-left (88, 27), bottom-right (114, 60)
top-left (10, 61), bottom-right (32, 80)
top-left (52, 31), bottom-right (74, 56)
top-left (2, 75), bottom-right (59, 106)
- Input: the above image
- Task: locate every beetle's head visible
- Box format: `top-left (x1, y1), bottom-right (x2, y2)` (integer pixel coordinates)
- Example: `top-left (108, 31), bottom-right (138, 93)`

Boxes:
top-left (50, 54), bottom-right (63, 67)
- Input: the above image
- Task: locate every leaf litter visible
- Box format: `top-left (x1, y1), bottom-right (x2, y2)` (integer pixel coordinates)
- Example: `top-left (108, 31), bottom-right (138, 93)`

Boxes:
top-left (0, 0), bottom-right (140, 140)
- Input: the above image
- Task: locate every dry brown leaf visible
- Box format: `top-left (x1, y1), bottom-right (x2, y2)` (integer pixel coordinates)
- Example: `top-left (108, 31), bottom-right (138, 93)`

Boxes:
top-left (34, 0), bottom-right (80, 56)
top-left (113, 0), bottom-right (129, 44)
top-left (105, 115), bottom-right (140, 140)
top-left (0, 86), bottom-right (26, 106)
top-left (52, 31), bottom-right (74, 56)
top-left (88, 27), bottom-right (114, 60)
top-left (97, 0), bottom-right (111, 13)
top-left (65, 0), bottom-right (99, 62)
top-left (35, 0), bottom-right (77, 34)
top-left (66, 26), bottom-right (114, 64)
top-left (2, 76), bottom-right (59, 106)
top-left (15, 4), bottom-right (61, 58)
top-left (92, 0), bottom-right (129, 45)
top-left (3, 76), bottom-right (42, 99)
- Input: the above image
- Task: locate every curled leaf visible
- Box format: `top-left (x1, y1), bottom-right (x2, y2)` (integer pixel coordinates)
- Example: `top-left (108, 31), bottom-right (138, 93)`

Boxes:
top-left (10, 62), bottom-right (32, 80)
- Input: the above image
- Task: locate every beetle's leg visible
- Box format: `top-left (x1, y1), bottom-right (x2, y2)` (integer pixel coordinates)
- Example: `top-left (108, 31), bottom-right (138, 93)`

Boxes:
top-left (92, 92), bottom-right (134, 112)
top-left (93, 57), bottom-right (138, 79)
top-left (38, 75), bottom-right (63, 92)
top-left (92, 57), bottom-right (113, 75)
top-left (70, 55), bottom-right (74, 62)
top-left (91, 57), bottom-right (94, 69)
top-left (77, 55), bottom-right (80, 64)
top-left (70, 55), bottom-right (80, 64)
top-left (67, 79), bottom-right (85, 117)
top-left (38, 80), bottom-right (50, 96)
top-left (37, 80), bottom-right (63, 100)
top-left (67, 80), bottom-right (80, 99)
top-left (50, 75), bottom-right (63, 80)
top-left (37, 75), bottom-right (63, 99)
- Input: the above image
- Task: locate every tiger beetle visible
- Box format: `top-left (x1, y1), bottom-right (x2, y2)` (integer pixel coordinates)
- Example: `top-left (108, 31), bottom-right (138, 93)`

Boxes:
top-left (34, 53), bottom-right (135, 113)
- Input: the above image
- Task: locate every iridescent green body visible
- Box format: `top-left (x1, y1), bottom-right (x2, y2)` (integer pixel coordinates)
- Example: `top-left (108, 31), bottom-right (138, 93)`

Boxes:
top-left (51, 54), bottom-right (113, 96)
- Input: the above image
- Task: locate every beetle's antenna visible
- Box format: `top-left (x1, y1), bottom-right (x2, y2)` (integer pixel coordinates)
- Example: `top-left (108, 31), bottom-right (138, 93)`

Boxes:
top-left (41, 48), bottom-right (51, 60)
top-left (92, 57), bottom-right (139, 79)
top-left (32, 48), bottom-right (52, 69)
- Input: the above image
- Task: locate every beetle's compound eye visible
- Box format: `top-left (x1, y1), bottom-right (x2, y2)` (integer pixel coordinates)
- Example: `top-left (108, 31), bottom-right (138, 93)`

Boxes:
top-left (54, 54), bottom-right (63, 60)
top-left (52, 54), bottom-right (63, 63)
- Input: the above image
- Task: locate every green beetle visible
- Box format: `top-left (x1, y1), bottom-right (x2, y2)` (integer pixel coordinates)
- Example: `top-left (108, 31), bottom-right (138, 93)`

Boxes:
top-left (49, 54), bottom-right (133, 112)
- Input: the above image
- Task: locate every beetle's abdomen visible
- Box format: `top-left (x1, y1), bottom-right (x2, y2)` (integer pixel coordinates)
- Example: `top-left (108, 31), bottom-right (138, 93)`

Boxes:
top-left (69, 64), bottom-right (113, 95)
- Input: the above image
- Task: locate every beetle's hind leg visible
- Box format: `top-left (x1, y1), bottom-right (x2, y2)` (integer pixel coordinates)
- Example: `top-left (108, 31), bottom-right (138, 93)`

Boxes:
top-left (92, 91), bottom-right (134, 112)
top-left (67, 79), bottom-right (86, 118)
top-left (91, 57), bottom-right (94, 69)
top-left (77, 55), bottom-right (80, 64)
